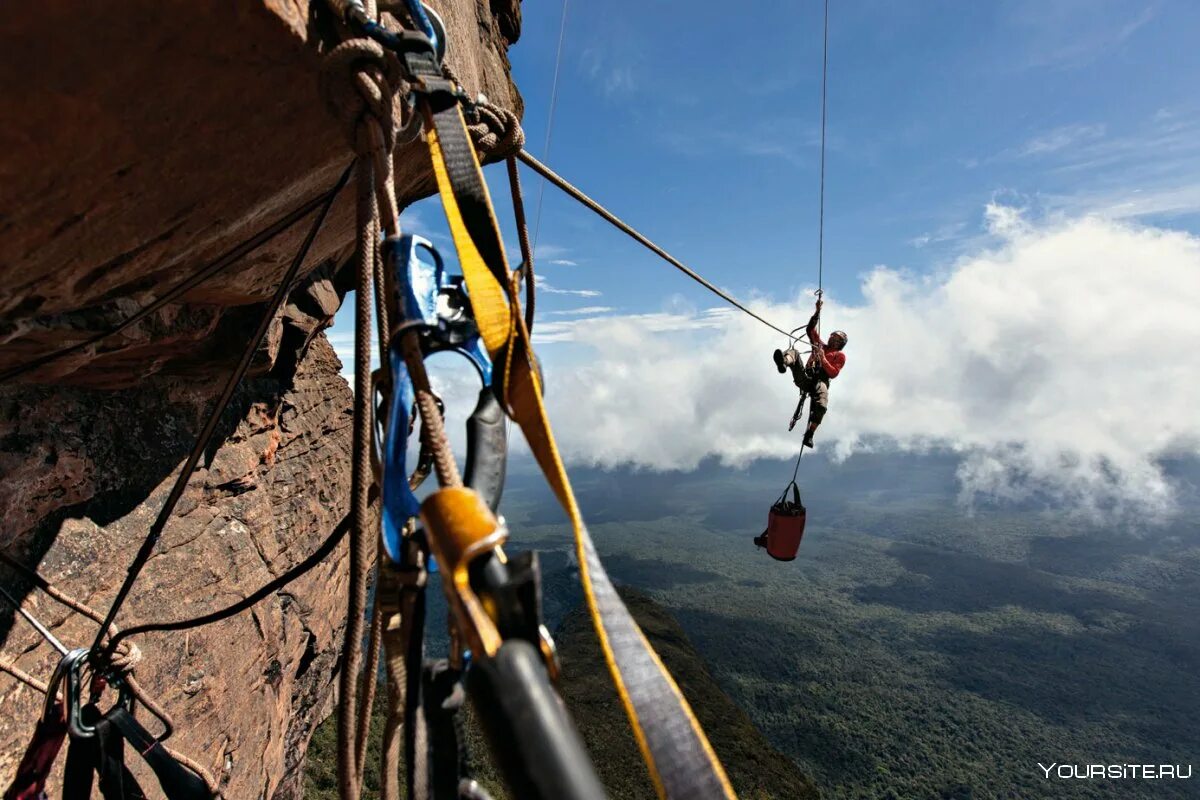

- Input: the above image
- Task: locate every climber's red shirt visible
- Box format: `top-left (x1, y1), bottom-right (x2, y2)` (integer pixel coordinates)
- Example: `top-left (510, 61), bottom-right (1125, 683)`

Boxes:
top-left (818, 349), bottom-right (846, 379)
top-left (806, 318), bottom-right (846, 379)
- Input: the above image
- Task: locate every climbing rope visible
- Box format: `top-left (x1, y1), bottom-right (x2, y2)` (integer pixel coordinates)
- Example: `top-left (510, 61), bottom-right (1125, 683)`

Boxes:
top-left (816, 0), bottom-right (830, 295)
top-left (516, 150), bottom-right (797, 340)
top-left (89, 163), bottom-right (350, 671)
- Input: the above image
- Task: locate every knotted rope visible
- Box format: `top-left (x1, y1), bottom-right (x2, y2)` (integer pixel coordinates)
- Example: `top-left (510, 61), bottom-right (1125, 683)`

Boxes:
top-left (0, 554), bottom-right (218, 795)
top-left (320, 25), bottom-right (409, 800)
top-left (319, 38), bottom-right (407, 156)
top-left (465, 100), bottom-right (525, 160)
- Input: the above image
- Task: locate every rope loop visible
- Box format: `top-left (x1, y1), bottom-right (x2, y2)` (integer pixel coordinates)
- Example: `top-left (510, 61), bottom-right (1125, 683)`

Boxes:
top-left (465, 100), bottom-right (525, 159)
top-left (319, 38), bottom-right (409, 155)
top-left (106, 640), bottom-right (143, 676)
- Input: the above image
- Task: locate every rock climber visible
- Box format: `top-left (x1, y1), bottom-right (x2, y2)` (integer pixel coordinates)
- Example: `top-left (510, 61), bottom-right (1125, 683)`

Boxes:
top-left (773, 297), bottom-right (847, 448)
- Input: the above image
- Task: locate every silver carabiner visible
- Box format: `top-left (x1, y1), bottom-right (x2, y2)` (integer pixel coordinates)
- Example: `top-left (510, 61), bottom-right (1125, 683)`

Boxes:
top-left (42, 647), bottom-right (87, 722)
top-left (63, 649), bottom-right (133, 738)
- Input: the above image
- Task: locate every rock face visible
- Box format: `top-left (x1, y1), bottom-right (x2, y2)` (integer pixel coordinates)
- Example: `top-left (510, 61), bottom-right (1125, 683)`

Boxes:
top-left (0, 0), bottom-right (522, 388)
top-left (1, 337), bottom-right (353, 798)
top-left (0, 1), bottom-right (522, 797)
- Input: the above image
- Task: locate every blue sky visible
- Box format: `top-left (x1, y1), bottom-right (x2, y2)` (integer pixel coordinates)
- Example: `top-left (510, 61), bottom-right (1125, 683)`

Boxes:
top-left (330, 0), bottom-right (1200, 517)
top-left (495, 0), bottom-right (1200, 308)
top-left (330, 0), bottom-right (1200, 319)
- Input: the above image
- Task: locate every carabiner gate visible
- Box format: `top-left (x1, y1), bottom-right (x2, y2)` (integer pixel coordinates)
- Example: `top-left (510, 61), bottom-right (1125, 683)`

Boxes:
top-left (381, 234), bottom-right (508, 566)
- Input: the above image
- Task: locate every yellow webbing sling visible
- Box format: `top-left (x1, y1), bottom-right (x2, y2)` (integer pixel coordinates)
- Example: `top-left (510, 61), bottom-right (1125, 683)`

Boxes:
top-left (420, 99), bottom-right (736, 800)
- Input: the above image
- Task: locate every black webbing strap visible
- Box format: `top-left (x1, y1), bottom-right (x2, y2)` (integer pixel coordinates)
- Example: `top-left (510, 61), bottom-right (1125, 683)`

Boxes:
top-left (405, 52), bottom-right (510, 288)
top-left (62, 705), bottom-right (147, 800)
top-left (106, 707), bottom-right (212, 800)
top-left (423, 660), bottom-right (468, 800)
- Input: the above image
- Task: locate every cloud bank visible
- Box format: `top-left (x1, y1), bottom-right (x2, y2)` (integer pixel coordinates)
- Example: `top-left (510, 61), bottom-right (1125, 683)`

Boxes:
top-left (525, 209), bottom-right (1200, 518)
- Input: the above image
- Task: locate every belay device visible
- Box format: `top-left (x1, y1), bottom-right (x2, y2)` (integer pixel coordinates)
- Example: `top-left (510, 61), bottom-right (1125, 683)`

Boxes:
top-left (380, 233), bottom-right (605, 799)
top-left (757, 480), bottom-right (807, 561)
top-left (381, 233), bottom-right (508, 566)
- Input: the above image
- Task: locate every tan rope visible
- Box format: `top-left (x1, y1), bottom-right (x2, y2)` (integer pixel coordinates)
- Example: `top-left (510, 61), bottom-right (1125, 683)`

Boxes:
top-left (516, 149), bottom-right (799, 339)
top-left (319, 29), bottom-right (412, 800)
top-left (399, 336), bottom-right (462, 489)
top-left (0, 557), bottom-right (218, 794)
top-left (0, 655), bottom-right (49, 694)
top-left (356, 589), bottom-right (384, 780)
top-left (336, 153), bottom-right (379, 800)
top-left (465, 101), bottom-right (525, 160)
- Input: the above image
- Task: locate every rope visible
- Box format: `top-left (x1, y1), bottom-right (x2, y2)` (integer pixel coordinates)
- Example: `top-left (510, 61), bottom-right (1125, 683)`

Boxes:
top-left (401, 338), bottom-right (463, 488)
top-left (100, 501), bottom-right (360, 649)
top-left (505, 155), bottom-right (536, 332)
top-left (90, 164), bottom-right (350, 669)
top-left (464, 102), bottom-right (525, 160)
top-left (319, 29), bottom-right (414, 798)
top-left (816, 0), bottom-right (830, 295)
top-left (531, 0), bottom-right (570, 252)
top-left (339, 153), bottom-right (379, 800)
top-left (0, 557), bottom-right (218, 794)
top-left (357, 593), bottom-right (384, 780)
top-left (0, 171), bottom-right (351, 384)
top-left (0, 655), bottom-right (49, 694)
top-left (516, 150), bottom-right (796, 339)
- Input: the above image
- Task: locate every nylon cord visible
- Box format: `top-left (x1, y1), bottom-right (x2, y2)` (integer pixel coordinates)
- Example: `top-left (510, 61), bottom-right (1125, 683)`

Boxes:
top-left (817, 0), bottom-right (830, 295)
top-left (91, 165), bottom-right (351, 665)
top-left (517, 150), bottom-right (796, 339)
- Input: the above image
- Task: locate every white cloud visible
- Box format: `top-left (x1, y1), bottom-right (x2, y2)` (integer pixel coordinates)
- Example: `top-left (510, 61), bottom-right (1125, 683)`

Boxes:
top-left (547, 306), bottom-right (615, 317)
top-left (580, 47), bottom-right (639, 98)
top-left (549, 259), bottom-right (578, 266)
top-left (533, 274), bottom-right (601, 298)
top-left (1009, 0), bottom-right (1156, 70)
top-left (530, 210), bottom-right (1200, 520)
top-left (1017, 123), bottom-right (1107, 157)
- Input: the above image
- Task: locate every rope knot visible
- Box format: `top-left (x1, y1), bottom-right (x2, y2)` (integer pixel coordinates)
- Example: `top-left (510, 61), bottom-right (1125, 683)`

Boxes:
top-left (465, 101), bottom-right (525, 159)
top-left (319, 38), bottom-right (409, 154)
top-left (107, 640), bottom-right (143, 675)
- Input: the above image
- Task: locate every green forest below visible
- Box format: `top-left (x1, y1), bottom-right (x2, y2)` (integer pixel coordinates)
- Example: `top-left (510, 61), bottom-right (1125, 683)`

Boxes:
top-left (305, 587), bottom-right (817, 799)
top-left (308, 453), bottom-right (1200, 798)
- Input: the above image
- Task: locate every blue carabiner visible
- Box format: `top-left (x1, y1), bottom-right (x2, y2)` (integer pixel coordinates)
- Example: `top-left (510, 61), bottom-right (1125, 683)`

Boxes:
top-left (381, 235), bottom-right (507, 566)
top-left (403, 0), bottom-right (439, 54)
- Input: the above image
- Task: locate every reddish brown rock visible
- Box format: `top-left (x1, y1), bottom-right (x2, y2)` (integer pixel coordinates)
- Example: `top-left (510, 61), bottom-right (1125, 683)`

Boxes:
top-left (0, 0), bottom-right (523, 796)
top-left (0, 0), bottom-right (522, 388)
top-left (0, 335), bottom-right (353, 798)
